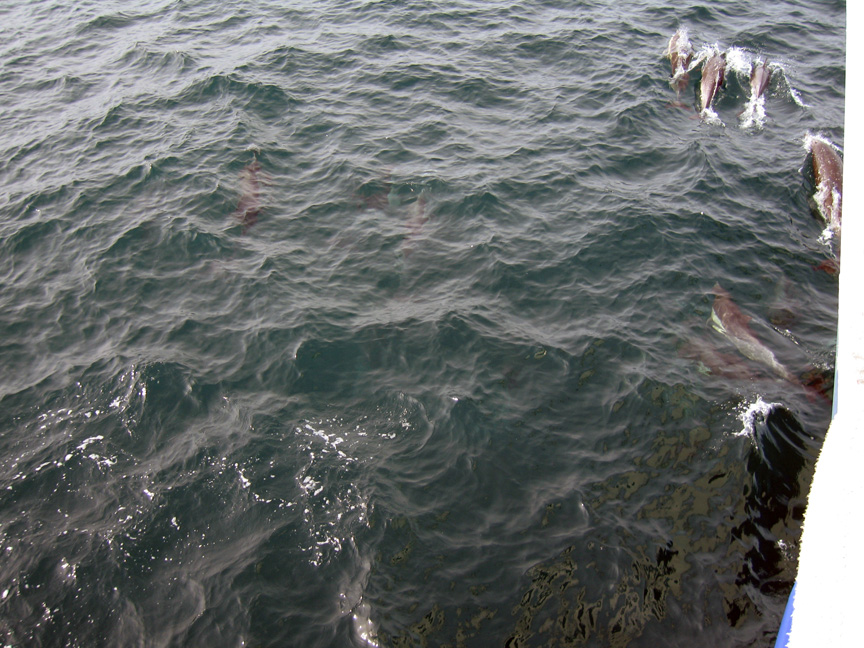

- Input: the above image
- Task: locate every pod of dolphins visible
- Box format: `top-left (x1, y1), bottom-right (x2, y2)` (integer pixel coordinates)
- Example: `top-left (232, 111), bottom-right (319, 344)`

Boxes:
top-left (227, 28), bottom-right (843, 404)
top-left (665, 28), bottom-right (773, 122)
top-left (665, 28), bottom-right (842, 400)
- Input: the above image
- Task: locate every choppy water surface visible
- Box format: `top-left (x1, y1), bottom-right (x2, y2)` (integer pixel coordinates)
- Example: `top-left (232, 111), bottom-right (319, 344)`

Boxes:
top-left (0, 1), bottom-right (844, 646)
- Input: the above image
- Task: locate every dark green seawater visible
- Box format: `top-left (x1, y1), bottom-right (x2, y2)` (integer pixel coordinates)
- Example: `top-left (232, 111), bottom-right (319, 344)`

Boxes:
top-left (0, 1), bottom-right (845, 646)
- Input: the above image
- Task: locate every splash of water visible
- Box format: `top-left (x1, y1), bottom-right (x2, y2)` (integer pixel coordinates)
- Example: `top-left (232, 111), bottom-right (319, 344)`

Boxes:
top-left (735, 397), bottom-right (780, 438)
top-left (740, 96), bottom-right (767, 130)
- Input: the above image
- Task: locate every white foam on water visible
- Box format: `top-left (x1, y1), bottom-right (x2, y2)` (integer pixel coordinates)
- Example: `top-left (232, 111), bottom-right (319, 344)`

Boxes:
top-left (735, 396), bottom-right (780, 438)
top-left (692, 43), bottom-right (721, 68)
top-left (352, 599), bottom-right (379, 647)
top-left (339, 548), bottom-right (379, 646)
top-left (725, 46), bottom-right (752, 77)
top-left (700, 107), bottom-right (724, 127)
top-left (739, 96), bottom-right (766, 130)
top-left (789, 85), bottom-right (807, 107)
top-left (294, 417), bottom-right (374, 567)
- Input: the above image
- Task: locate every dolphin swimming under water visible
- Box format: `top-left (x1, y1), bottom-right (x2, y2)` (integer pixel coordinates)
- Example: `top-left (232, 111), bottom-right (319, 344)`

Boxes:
top-left (699, 52), bottom-right (726, 118)
top-left (679, 334), bottom-right (762, 381)
top-left (234, 157), bottom-right (263, 233)
top-left (353, 170), bottom-right (394, 211)
top-left (766, 277), bottom-right (798, 329)
top-left (806, 135), bottom-right (843, 233)
top-left (400, 190), bottom-right (428, 258)
top-left (709, 284), bottom-right (796, 383)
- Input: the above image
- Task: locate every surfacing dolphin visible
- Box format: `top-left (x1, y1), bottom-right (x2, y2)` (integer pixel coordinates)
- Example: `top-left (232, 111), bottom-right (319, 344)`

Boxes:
top-left (709, 283), bottom-right (795, 383)
top-left (665, 28), bottom-right (693, 107)
top-left (699, 52), bottom-right (726, 120)
top-left (806, 135), bottom-right (843, 233)
top-left (739, 58), bottom-right (771, 129)
top-left (749, 59), bottom-right (771, 100)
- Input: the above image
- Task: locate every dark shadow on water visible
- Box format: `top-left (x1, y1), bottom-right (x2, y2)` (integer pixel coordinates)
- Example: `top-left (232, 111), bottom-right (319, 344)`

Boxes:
top-left (730, 406), bottom-right (811, 600)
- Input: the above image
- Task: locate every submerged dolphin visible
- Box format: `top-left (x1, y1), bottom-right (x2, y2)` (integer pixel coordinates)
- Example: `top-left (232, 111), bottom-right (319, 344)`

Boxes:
top-left (700, 53), bottom-right (726, 116)
top-left (749, 60), bottom-right (771, 100)
top-left (665, 29), bottom-right (693, 105)
top-left (807, 136), bottom-right (843, 232)
top-left (234, 158), bottom-right (263, 233)
top-left (766, 277), bottom-right (798, 329)
top-left (709, 284), bottom-right (795, 383)
top-left (400, 190), bottom-right (429, 258)
top-left (354, 171), bottom-right (394, 211)
top-left (679, 335), bottom-right (760, 381)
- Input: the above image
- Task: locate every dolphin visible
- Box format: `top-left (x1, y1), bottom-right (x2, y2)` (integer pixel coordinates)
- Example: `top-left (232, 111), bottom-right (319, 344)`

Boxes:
top-left (234, 158), bottom-right (263, 233)
top-left (709, 284), bottom-right (796, 383)
top-left (665, 29), bottom-right (693, 106)
top-left (666, 29), bottom-right (693, 77)
top-left (749, 59), bottom-right (771, 100)
top-left (354, 171), bottom-right (394, 211)
top-left (807, 136), bottom-right (843, 231)
top-left (679, 335), bottom-right (761, 380)
top-left (766, 277), bottom-right (798, 329)
top-left (400, 190), bottom-right (429, 258)
top-left (739, 59), bottom-right (771, 128)
top-left (700, 52), bottom-right (726, 116)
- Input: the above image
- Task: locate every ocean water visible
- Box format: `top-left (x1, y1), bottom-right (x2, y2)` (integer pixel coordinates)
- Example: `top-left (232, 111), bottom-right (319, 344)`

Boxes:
top-left (0, 1), bottom-right (845, 646)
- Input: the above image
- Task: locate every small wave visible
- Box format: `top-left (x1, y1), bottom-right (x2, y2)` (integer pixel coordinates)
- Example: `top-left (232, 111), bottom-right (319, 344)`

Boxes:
top-left (74, 11), bottom-right (148, 36)
top-left (118, 44), bottom-right (198, 76)
top-left (789, 85), bottom-right (808, 107)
